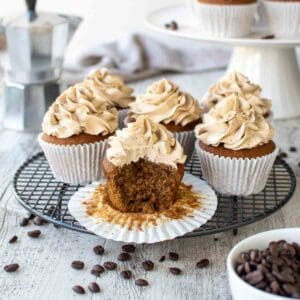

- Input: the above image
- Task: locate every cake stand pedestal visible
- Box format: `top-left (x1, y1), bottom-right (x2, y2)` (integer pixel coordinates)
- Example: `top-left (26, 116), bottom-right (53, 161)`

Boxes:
top-left (146, 4), bottom-right (300, 119)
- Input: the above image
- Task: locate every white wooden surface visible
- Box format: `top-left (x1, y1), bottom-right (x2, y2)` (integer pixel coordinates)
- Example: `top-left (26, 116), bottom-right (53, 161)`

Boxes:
top-left (0, 71), bottom-right (299, 300)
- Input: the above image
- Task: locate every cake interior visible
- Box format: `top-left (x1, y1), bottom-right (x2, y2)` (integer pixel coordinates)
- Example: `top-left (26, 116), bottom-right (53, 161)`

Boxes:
top-left (103, 158), bottom-right (184, 214)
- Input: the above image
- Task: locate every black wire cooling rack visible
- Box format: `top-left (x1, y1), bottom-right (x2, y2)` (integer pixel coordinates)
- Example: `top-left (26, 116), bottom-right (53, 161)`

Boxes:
top-left (13, 152), bottom-right (296, 238)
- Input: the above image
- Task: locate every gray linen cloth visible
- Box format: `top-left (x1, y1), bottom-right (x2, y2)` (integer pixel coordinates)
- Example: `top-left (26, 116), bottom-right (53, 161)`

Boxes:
top-left (63, 33), bottom-right (231, 83)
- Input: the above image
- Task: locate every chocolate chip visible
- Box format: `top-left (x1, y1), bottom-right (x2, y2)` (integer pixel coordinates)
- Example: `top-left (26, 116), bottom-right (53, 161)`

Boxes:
top-left (91, 264), bottom-right (105, 276)
top-left (169, 252), bottom-right (179, 261)
top-left (27, 230), bottom-right (41, 238)
top-left (289, 146), bottom-right (297, 152)
top-left (8, 235), bottom-right (18, 244)
top-left (93, 245), bottom-right (104, 255)
top-left (142, 260), bottom-right (154, 271)
top-left (20, 217), bottom-right (30, 227)
top-left (104, 261), bottom-right (117, 270)
top-left (122, 244), bottom-right (136, 253)
top-left (120, 270), bottom-right (132, 279)
top-left (169, 267), bottom-right (181, 275)
top-left (118, 252), bottom-right (131, 262)
top-left (261, 34), bottom-right (275, 39)
top-left (33, 216), bottom-right (47, 226)
top-left (135, 279), bottom-right (148, 287)
top-left (196, 259), bottom-right (210, 269)
top-left (159, 256), bottom-right (165, 262)
top-left (4, 263), bottom-right (19, 273)
top-left (71, 260), bottom-right (84, 270)
top-left (72, 285), bottom-right (85, 294)
top-left (88, 282), bottom-right (100, 293)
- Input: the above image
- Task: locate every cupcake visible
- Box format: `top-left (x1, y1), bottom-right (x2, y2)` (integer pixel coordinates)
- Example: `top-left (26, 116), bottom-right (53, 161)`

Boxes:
top-left (202, 71), bottom-right (272, 118)
top-left (129, 79), bottom-right (202, 160)
top-left (263, 0), bottom-right (300, 37)
top-left (38, 83), bottom-right (118, 185)
top-left (195, 94), bottom-right (278, 196)
top-left (187, 0), bottom-right (257, 37)
top-left (84, 68), bottom-right (134, 128)
top-left (103, 116), bottom-right (186, 213)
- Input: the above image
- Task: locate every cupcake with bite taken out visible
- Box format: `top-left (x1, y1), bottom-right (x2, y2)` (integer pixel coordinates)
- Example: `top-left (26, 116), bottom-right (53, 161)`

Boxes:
top-left (195, 93), bottom-right (278, 196)
top-left (38, 82), bottom-right (118, 185)
top-left (128, 79), bottom-right (202, 160)
top-left (83, 68), bottom-right (134, 128)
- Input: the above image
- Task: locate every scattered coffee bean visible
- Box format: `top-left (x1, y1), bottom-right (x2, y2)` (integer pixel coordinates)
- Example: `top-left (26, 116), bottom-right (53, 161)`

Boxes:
top-left (8, 235), bottom-right (18, 244)
top-left (4, 263), bottom-right (19, 273)
top-left (20, 217), bottom-right (30, 227)
top-left (279, 151), bottom-right (288, 159)
top-left (122, 244), bottom-right (136, 253)
top-left (71, 260), bottom-right (84, 270)
top-left (165, 21), bottom-right (178, 31)
top-left (93, 245), bottom-right (104, 255)
top-left (104, 261), bottom-right (117, 270)
top-left (88, 282), bottom-right (100, 293)
top-left (120, 270), bottom-right (132, 280)
top-left (118, 252), bottom-right (131, 262)
top-left (197, 259), bottom-right (210, 269)
top-left (289, 146), bottom-right (297, 152)
top-left (72, 285), bottom-right (85, 294)
top-left (46, 205), bottom-right (55, 216)
top-left (33, 216), bottom-right (47, 226)
top-left (135, 279), bottom-right (148, 287)
top-left (142, 260), bottom-right (154, 271)
top-left (169, 267), bottom-right (181, 275)
top-left (169, 252), bottom-right (179, 261)
top-left (91, 264), bottom-right (105, 276)
top-left (261, 34), bottom-right (275, 39)
top-left (159, 255), bottom-right (165, 263)
top-left (28, 214), bottom-right (35, 220)
top-left (27, 230), bottom-right (41, 238)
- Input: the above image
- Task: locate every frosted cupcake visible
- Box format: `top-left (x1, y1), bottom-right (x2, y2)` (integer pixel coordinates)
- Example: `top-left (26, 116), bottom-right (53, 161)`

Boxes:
top-left (84, 68), bottom-right (134, 128)
top-left (129, 79), bottom-right (202, 160)
top-left (264, 0), bottom-right (300, 37)
top-left (188, 0), bottom-right (257, 37)
top-left (38, 83), bottom-right (118, 185)
top-left (202, 71), bottom-right (272, 118)
top-left (195, 94), bottom-right (278, 195)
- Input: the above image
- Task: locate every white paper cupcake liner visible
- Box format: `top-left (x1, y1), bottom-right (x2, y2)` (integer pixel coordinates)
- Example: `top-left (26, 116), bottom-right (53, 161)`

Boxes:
top-left (174, 130), bottom-right (196, 162)
top-left (38, 134), bottom-right (109, 185)
top-left (264, 1), bottom-right (300, 37)
top-left (188, 1), bottom-right (257, 38)
top-left (118, 108), bottom-right (129, 129)
top-left (68, 173), bottom-right (218, 244)
top-left (195, 141), bottom-right (279, 196)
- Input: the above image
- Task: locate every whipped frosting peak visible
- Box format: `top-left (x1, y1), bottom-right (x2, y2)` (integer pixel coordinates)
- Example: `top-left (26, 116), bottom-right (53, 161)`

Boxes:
top-left (203, 71), bottom-right (271, 116)
top-left (42, 83), bottom-right (118, 138)
top-left (130, 79), bottom-right (202, 126)
top-left (195, 94), bottom-right (274, 150)
top-left (106, 116), bottom-right (186, 168)
top-left (84, 69), bottom-right (134, 109)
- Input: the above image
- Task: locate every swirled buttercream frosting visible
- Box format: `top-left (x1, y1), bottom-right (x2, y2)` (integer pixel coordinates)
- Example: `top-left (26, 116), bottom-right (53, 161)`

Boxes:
top-left (195, 94), bottom-right (274, 150)
top-left (203, 71), bottom-right (271, 116)
top-left (106, 116), bottom-right (186, 168)
top-left (84, 69), bottom-right (134, 109)
top-left (42, 83), bottom-right (118, 138)
top-left (130, 79), bottom-right (202, 127)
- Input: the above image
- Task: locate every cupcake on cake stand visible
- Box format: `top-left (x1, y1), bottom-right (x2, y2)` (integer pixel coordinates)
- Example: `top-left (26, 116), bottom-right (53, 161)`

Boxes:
top-left (145, 3), bottom-right (300, 119)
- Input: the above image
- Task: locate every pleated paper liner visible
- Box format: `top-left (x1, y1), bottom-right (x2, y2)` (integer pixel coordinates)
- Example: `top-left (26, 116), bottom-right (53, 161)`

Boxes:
top-left (68, 173), bottom-right (217, 244)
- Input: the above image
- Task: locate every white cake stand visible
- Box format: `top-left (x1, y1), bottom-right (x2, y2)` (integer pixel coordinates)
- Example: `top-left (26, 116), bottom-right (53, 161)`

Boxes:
top-left (146, 4), bottom-right (300, 119)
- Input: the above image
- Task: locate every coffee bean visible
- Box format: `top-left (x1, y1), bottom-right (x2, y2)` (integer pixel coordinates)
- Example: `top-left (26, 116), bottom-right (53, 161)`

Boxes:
top-left (169, 267), bottom-right (181, 275)
top-left (118, 252), bottom-right (131, 262)
top-left (142, 260), bottom-right (154, 271)
top-left (135, 279), bottom-right (148, 287)
top-left (8, 235), bottom-right (18, 244)
top-left (165, 21), bottom-right (178, 31)
top-left (27, 230), bottom-right (41, 238)
top-left (28, 214), bottom-right (35, 220)
top-left (33, 216), bottom-right (46, 226)
top-left (46, 206), bottom-right (55, 216)
top-left (245, 270), bottom-right (264, 285)
top-left (88, 282), bottom-right (100, 293)
top-left (71, 260), bottom-right (84, 270)
top-left (289, 146), bottom-right (297, 152)
top-left (244, 262), bottom-right (251, 273)
top-left (159, 256), bottom-right (165, 263)
top-left (196, 259), bottom-right (209, 269)
top-left (279, 152), bottom-right (288, 159)
top-left (255, 280), bottom-right (268, 290)
top-left (270, 280), bottom-right (281, 294)
top-left (120, 270), bottom-right (132, 280)
top-left (72, 285), bottom-right (85, 294)
top-left (261, 34), bottom-right (275, 39)
top-left (283, 283), bottom-right (297, 295)
top-left (122, 244), bottom-right (136, 253)
top-left (169, 252), bottom-right (179, 261)
top-left (93, 245), bottom-right (104, 255)
top-left (20, 218), bottom-right (30, 227)
top-left (239, 252), bottom-right (250, 263)
top-left (236, 264), bottom-right (244, 275)
top-left (91, 264), bottom-right (105, 276)
top-left (4, 263), bottom-right (19, 273)
top-left (104, 261), bottom-right (117, 270)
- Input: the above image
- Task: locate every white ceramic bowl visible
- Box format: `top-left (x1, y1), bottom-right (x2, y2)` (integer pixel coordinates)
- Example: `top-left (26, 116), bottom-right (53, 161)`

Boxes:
top-left (227, 228), bottom-right (300, 300)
